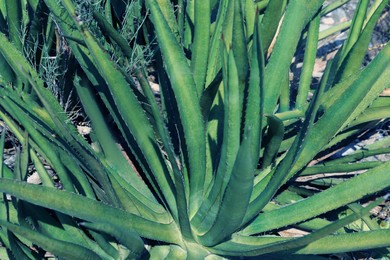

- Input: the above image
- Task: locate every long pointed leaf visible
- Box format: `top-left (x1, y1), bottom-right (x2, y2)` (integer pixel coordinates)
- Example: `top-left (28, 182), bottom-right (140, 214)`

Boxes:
top-left (0, 179), bottom-right (182, 245)
top-left (243, 160), bottom-right (390, 235)
top-left (147, 0), bottom-right (206, 215)
top-left (192, 0), bottom-right (211, 94)
top-left (0, 220), bottom-right (101, 259)
top-left (198, 129), bottom-right (254, 246)
top-left (263, 0), bottom-right (325, 114)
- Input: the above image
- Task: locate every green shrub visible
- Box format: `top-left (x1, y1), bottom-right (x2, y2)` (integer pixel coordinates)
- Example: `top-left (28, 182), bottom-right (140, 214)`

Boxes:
top-left (0, 0), bottom-right (389, 258)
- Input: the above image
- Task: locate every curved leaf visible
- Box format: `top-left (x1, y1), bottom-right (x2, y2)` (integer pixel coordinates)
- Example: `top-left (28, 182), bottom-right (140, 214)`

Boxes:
top-left (0, 179), bottom-right (182, 245)
top-left (0, 220), bottom-right (101, 260)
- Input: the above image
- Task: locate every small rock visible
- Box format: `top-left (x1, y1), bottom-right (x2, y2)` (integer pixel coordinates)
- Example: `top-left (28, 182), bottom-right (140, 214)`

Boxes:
top-left (322, 17), bottom-right (335, 25)
top-left (27, 171), bottom-right (42, 185)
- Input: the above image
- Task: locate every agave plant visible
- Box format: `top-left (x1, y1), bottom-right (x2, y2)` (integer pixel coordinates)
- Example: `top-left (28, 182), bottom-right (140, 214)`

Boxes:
top-left (0, 0), bottom-right (389, 258)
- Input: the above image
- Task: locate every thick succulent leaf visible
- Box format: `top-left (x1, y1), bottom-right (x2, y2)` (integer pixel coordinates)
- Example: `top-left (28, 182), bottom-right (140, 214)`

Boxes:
top-left (44, 1), bottom-right (161, 207)
top-left (0, 220), bottom-right (101, 259)
top-left (263, 0), bottom-right (325, 114)
top-left (248, 42), bottom-right (390, 216)
top-left (245, 14), bottom-right (264, 167)
top-left (0, 97), bottom-right (75, 191)
top-left (149, 245), bottom-right (187, 259)
top-left (0, 126), bottom-right (5, 178)
top-left (232, 0), bottom-right (249, 88)
top-left (206, 0), bottom-right (229, 85)
top-left (300, 161), bottom-right (382, 176)
top-left (242, 160), bottom-right (390, 235)
top-left (261, 115), bottom-right (284, 169)
top-left (260, 0), bottom-right (287, 54)
top-left (0, 179), bottom-right (182, 245)
top-left (0, 53), bottom-right (15, 84)
top-left (197, 129), bottom-right (254, 246)
top-left (4, 0), bottom-right (22, 51)
top-left (192, 0), bottom-right (211, 94)
top-left (290, 42), bottom-right (390, 177)
top-left (147, 0), bottom-right (206, 215)
top-left (74, 75), bottom-right (162, 207)
top-left (191, 49), bottom-right (241, 234)
top-left (295, 229), bottom-right (390, 255)
top-left (209, 234), bottom-right (289, 256)
top-left (340, 0), bottom-right (370, 59)
top-left (244, 60), bottom-right (326, 222)
top-left (335, 0), bottom-right (389, 83)
top-left (81, 222), bottom-right (145, 258)
top-left (0, 32), bottom-right (121, 200)
top-left (296, 12), bottom-right (320, 109)
top-left (211, 199), bottom-right (381, 256)
top-left (244, 0), bottom-right (257, 42)
top-left (108, 174), bottom-right (171, 223)
top-left (155, 0), bottom-right (180, 40)
top-left (60, 0), bottom-right (178, 212)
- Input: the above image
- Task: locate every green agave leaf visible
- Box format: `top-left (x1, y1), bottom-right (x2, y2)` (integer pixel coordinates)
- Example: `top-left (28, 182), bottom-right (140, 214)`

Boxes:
top-left (0, 126), bottom-right (5, 178)
top-left (18, 201), bottom-right (114, 258)
top-left (198, 128), bottom-right (254, 246)
top-left (108, 173), bottom-right (171, 223)
top-left (0, 179), bottom-right (182, 245)
top-left (0, 53), bottom-right (15, 84)
top-left (98, 3), bottom-right (192, 239)
top-left (263, 0), bottom-right (325, 114)
top-left (19, 132), bottom-right (29, 181)
top-left (262, 115), bottom-right (284, 169)
top-left (211, 199), bottom-right (381, 256)
top-left (295, 229), bottom-right (390, 255)
top-left (245, 13), bottom-right (264, 169)
top-left (88, 230), bottom-right (119, 260)
top-left (334, 0), bottom-right (388, 83)
top-left (7, 230), bottom-right (38, 259)
top-left (296, 12), bottom-right (320, 109)
top-left (232, 0), bottom-right (249, 88)
top-left (60, 0), bottom-right (178, 212)
top-left (260, 0), bottom-right (287, 54)
top-left (73, 74), bottom-right (154, 200)
top-left (155, 0), bottom-right (180, 41)
top-left (250, 199), bottom-right (382, 255)
top-left (206, 0), bottom-right (229, 85)
top-left (300, 161), bottom-right (382, 176)
top-left (244, 0), bottom-right (257, 42)
top-left (0, 247), bottom-right (9, 260)
top-left (0, 220), bottom-right (101, 259)
top-left (290, 42), bottom-right (390, 177)
top-left (0, 32), bottom-right (114, 197)
top-left (192, 0), bottom-right (211, 95)
top-left (0, 97), bottom-right (75, 191)
top-left (340, 0), bottom-right (370, 60)
top-left (149, 245), bottom-right (187, 260)
top-left (0, 5), bottom-right (6, 34)
top-left (342, 105), bottom-right (390, 129)
top-left (200, 70), bottom-right (223, 121)
top-left (147, 0), bottom-right (206, 216)
top-left (4, 0), bottom-right (22, 51)
top-left (209, 234), bottom-right (289, 256)
top-left (243, 160), bottom-right (390, 235)
top-left (191, 49), bottom-right (241, 234)
top-left (81, 222), bottom-right (145, 259)
top-left (244, 49), bottom-right (327, 223)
